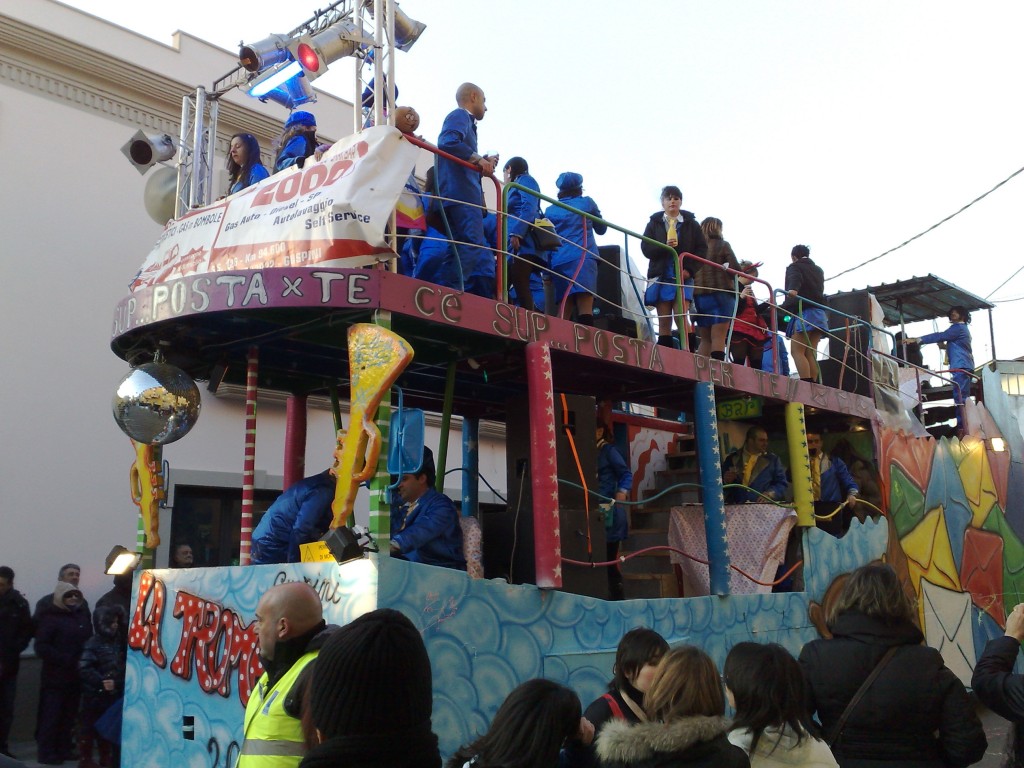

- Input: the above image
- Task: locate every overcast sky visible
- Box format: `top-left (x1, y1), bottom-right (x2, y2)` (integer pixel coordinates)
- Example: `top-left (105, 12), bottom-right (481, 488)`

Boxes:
top-left (67, 0), bottom-right (1024, 363)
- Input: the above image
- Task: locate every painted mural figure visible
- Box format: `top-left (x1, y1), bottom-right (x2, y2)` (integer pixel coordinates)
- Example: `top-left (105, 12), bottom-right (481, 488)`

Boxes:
top-left (390, 448), bottom-right (465, 571)
top-left (250, 470), bottom-right (337, 565)
top-left (721, 426), bottom-right (788, 504)
top-left (301, 608), bottom-right (442, 768)
top-left (972, 601), bottom-right (1024, 766)
top-left (798, 565), bottom-right (986, 767)
top-left (240, 582), bottom-right (333, 768)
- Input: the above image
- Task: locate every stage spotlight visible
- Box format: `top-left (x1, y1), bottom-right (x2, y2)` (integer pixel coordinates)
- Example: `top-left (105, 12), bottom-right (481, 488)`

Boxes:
top-left (122, 130), bottom-right (176, 175)
top-left (392, 4), bottom-right (426, 51)
top-left (239, 33), bottom-right (292, 74)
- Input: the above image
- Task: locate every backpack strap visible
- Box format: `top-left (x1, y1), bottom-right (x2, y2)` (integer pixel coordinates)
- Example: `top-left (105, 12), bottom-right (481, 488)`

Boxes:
top-left (602, 693), bottom-right (625, 720)
top-left (828, 645), bottom-right (899, 748)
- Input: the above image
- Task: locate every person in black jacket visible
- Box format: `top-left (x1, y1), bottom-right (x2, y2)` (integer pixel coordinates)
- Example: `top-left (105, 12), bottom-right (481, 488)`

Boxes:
top-left (564, 628), bottom-right (669, 768)
top-left (596, 645), bottom-right (748, 768)
top-left (35, 582), bottom-right (93, 765)
top-left (798, 564), bottom-right (986, 768)
top-left (783, 245), bottom-right (828, 382)
top-left (640, 186), bottom-right (707, 349)
top-left (78, 605), bottom-right (126, 768)
top-left (0, 567), bottom-right (33, 758)
top-left (972, 600), bottom-right (1024, 767)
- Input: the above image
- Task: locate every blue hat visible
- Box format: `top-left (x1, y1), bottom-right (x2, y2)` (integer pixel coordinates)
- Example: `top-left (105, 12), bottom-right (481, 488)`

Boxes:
top-left (556, 172), bottom-right (583, 191)
top-left (285, 110), bottom-right (317, 129)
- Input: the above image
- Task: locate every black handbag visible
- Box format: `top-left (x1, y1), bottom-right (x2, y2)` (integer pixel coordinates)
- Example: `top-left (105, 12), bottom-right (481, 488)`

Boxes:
top-left (529, 218), bottom-right (562, 251)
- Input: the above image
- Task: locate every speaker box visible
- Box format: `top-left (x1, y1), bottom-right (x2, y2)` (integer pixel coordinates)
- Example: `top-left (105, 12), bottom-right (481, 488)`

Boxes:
top-left (821, 291), bottom-right (872, 396)
top-left (487, 394), bottom-right (607, 597)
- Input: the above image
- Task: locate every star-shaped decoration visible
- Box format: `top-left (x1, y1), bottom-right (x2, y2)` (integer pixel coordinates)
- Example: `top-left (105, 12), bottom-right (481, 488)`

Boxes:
top-left (543, 368), bottom-right (552, 381)
top-left (548, 437), bottom-right (556, 450)
top-left (553, 564), bottom-right (562, 580)
top-left (551, 490), bottom-right (560, 501)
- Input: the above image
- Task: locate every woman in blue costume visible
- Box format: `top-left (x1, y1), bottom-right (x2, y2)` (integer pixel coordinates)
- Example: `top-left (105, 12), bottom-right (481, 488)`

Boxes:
top-left (226, 133), bottom-right (270, 195)
top-left (503, 157), bottom-right (544, 311)
top-left (597, 423), bottom-right (633, 601)
top-left (412, 167), bottom-right (462, 288)
top-left (546, 172), bottom-right (606, 325)
top-left (273, 111), bottom-right (319, 173)
top-left (905, 306), bottom-right (974, 433)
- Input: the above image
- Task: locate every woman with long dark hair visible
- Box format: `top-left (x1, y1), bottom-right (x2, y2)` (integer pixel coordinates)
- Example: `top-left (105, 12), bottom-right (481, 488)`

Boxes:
top-left (724, 642), bottom-right (836, 767)
top-left (226, 133), bottom-right (269, 195)
top-left (447, 679), bottom-right (584, 768)
top-left (799, 564), bottom-right (986, 767)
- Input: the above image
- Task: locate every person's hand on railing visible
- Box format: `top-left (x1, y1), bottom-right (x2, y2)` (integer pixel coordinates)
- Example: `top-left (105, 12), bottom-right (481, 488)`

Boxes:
top-left (477, 154), bottom-right (498, 174)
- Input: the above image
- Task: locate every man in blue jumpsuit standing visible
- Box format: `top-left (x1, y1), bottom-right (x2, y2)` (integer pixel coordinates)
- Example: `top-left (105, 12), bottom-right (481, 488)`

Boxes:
top-left (721, 426), bottom-right (788, 503)
top-left (390, 448), bottom-right (465, 570)
top-left (437, 82), bottom-right (498, 298)
top-left (904, 305), bottom-right (974, 434)
top-left (251, 470), bottom-right (336, 564)
top-left (806, 430), bottom-right (859, 535)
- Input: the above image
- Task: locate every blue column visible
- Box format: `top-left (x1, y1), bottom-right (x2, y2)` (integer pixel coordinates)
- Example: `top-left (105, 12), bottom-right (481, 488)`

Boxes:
top-left (693, 381), bottom-right (730, 595)
top-left (462, 417), bottom-right (480, 517)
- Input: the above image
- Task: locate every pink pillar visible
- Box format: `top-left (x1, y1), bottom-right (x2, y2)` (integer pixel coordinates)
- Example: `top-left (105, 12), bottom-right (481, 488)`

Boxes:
top-left (525, 341), bottom-right (561, 589)
top-left (283, 394), bottom-right (308, 490)
top-left (240, 346), bottom-right (258, 566)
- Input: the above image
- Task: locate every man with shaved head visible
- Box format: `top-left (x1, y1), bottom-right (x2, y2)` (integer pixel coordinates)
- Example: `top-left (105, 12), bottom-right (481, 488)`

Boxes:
top-left (238, 582), bottom-right (333, 768)
top-left (436, 82), bottom-right (499, 298)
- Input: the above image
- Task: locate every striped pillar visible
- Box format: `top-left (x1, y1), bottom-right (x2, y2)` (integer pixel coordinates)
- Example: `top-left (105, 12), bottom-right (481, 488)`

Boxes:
top-left (526, 342), bottom-right (561, 589)
top-left (694, 381), bottom-right (730, 595)
top-left (283, 394), bottom-right (308, 490)
top-left (239, 346), bottom-right (258, 565)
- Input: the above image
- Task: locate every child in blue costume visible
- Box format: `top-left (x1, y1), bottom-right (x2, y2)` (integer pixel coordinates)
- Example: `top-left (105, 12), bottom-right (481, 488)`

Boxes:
top-left (547, 172), bottom-right (606, 325)
top-left (905, 305), bottom-right (974, 433)
top-left (273, 111), bottom-right (319, 173)
top-left (502, 157), bottom-right (544, 311)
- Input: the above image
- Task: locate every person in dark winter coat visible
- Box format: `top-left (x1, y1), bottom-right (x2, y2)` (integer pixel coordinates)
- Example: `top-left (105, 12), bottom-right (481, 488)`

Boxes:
top-left (596, 645), bottom-right (749, 768)
top-left (563, 628), bottom-right (669, 768)
top-left (972, 600), bottom-right (1024, 768)
top-left (597, 424), bottom-right (633, 601)
top-left (78, 605), bottom-right (126, 768)
top-left (450, 678), bottom-right (587, 768)
top-left (35, 582), bottom-right (93, 765)
top-left (640, 186), bottom-right (708, 349)
top-left (301, 609), bottom-right (442, 768)
top-left (34, 564), bottom-right (90, 631)
top-left (798, 564), bottom-right (986, 768)
top-left (0, 567), bottom-right (33, 758)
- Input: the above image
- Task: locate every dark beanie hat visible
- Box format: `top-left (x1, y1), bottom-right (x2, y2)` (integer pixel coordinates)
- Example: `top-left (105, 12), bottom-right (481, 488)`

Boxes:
top-left (311, 608), bottom-right (433, 739)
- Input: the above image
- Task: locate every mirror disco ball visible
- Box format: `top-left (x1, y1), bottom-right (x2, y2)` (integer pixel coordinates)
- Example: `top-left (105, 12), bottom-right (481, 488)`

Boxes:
top-left (112, 362), bottom-right (201, 444)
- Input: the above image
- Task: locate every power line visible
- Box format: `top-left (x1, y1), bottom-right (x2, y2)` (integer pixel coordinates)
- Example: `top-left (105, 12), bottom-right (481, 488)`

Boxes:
top-left (985, 263), bottom-right (1024, 300)
top-left (827, 164), bottom-right (1024, 281)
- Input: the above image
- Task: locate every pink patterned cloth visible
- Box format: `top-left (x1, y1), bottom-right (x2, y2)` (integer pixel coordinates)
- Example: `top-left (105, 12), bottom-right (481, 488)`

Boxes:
top-left (460, 516), bottom-right (484, 579)
top-left (668, 504), bottom-right (797, 595)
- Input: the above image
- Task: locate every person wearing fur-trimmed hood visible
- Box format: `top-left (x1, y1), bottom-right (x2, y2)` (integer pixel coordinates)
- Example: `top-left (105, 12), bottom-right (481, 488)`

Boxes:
top-left (596, 646), bottom-right (748, 768)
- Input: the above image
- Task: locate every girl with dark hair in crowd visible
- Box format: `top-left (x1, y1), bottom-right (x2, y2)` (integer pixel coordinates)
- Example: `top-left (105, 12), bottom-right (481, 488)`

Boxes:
top-left (597, 646), bottom-right (748, 768)
top-left (730, 261), bottom-right (769, 369)
top-left (799, 564), bottom-right (986, 767)
top-left (692, 217), bottom-right (741, 360)
top-left (448, 679), bottom-right (586, 768)
top-left (724, 642), bottom-right (836, 767)
top-left (564, 628), bottom-right (669, 768)
top-left (226, 133), bottom-right (270, 195)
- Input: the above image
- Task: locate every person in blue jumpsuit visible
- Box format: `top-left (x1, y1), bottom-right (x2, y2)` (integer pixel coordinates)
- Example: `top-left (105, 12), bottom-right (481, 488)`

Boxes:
top-left (273, 111), bottom-right (319, 173)
top-left (547, 172), bottom-right (607, 324)
top-left (436, 83), bottom-right (499, 298)
top-left (597, 424), bottom-right (633, 601)
top-left (390, 448), bottom-right (465, 570)
top-left (806, 430), bottom-right (859, 535)
top-left (721, 426), bottom-right (788, 503)
top-left (905, 305), bottom-right (974, 434)
top-left (502, 157), bottom-right (543, 311)
top-left (250, 470), bottom-right (336, 564)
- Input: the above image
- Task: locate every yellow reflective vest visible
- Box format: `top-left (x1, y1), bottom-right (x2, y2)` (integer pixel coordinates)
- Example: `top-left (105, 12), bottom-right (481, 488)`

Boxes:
top-left (237, 650), bottom-right (318, 768)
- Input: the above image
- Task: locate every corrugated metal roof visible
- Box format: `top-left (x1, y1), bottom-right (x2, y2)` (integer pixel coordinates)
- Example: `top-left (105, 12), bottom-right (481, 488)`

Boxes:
top-left (830, 274), bottom-right (994, 325)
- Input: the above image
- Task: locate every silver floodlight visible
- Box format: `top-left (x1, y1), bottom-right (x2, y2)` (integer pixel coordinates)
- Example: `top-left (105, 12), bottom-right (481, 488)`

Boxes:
top-left (239, 33), bottom-right (292, 74)
top-left (122, 131), bottom-right (176, 175)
